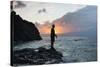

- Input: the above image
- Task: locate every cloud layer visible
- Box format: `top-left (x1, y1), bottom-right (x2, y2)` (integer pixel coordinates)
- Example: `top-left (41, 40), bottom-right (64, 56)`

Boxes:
top-left (52, 6), bottom-right (97, 37)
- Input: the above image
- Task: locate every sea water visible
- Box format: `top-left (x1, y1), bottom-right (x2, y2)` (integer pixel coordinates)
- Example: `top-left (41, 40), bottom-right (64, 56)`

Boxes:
top-left (14, 36), bottom-right (97, 63)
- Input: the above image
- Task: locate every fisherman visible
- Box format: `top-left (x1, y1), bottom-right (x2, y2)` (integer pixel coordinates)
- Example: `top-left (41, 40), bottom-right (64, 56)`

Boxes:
top-left (50, 24), bottom-right (57, 48)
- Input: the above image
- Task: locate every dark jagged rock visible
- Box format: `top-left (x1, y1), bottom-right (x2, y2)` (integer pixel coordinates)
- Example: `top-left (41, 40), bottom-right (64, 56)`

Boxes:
top-left (11, 11), bottom-right (42, 42)
top-left (12, 47), bottom-right (63, 66)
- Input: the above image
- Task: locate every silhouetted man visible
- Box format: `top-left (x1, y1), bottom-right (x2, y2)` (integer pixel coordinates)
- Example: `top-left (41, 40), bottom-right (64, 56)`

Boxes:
top-left (50, 24), bottom-right (57, 48)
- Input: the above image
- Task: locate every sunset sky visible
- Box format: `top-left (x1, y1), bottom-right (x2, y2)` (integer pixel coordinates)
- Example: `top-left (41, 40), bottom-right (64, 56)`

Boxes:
top-left (13, 1), bottom-right (97, 35)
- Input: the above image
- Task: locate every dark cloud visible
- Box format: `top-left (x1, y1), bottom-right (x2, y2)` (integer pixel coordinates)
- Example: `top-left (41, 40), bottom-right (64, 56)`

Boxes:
top-left (14, 1), bottom-right (26, 9)
top-left (38, 8), bottom-right (47, 13)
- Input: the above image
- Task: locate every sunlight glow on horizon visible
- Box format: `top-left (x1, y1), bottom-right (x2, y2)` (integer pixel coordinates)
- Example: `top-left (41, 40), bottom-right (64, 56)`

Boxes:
top-left (38, 23), bottom-right (74, 35)
top-left (13, 1), bottom-right (92, 35)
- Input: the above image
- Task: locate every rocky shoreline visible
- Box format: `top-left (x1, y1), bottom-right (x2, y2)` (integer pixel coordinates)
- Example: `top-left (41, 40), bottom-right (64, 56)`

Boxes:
top-left (12, 47), bottom-right (63, 66)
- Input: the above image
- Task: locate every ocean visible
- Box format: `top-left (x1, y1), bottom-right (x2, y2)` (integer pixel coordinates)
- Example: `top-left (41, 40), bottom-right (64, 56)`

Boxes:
top-left (14, 35), bottom-right (97, 63)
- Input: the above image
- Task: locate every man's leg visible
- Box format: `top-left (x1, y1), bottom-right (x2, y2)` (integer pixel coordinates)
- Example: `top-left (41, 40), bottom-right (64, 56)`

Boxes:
top-left (51, 41), bottom-right (54, 48)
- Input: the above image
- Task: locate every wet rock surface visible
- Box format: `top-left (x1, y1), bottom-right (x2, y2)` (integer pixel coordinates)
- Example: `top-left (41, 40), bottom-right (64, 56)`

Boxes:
top-left (12, 47), bottom-right (63, 66)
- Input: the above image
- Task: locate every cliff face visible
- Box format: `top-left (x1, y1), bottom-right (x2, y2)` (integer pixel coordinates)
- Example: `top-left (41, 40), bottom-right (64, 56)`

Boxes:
top-left (11, 11), bottom-right (42, 42)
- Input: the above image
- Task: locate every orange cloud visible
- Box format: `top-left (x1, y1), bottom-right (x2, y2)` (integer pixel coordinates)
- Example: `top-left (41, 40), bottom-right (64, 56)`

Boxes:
top-left (55, 25), bottom-right (64, 34)
top-left (40, 26), bottom-right (50, 34)
top-left (37, 22), bottom-right (74, 35)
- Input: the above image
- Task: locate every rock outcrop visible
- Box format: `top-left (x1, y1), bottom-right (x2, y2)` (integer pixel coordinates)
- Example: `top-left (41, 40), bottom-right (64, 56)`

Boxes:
top-left (11, 11), bottom-right (42, 42)
top-left (12, 47), bottom-right (63, 66)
